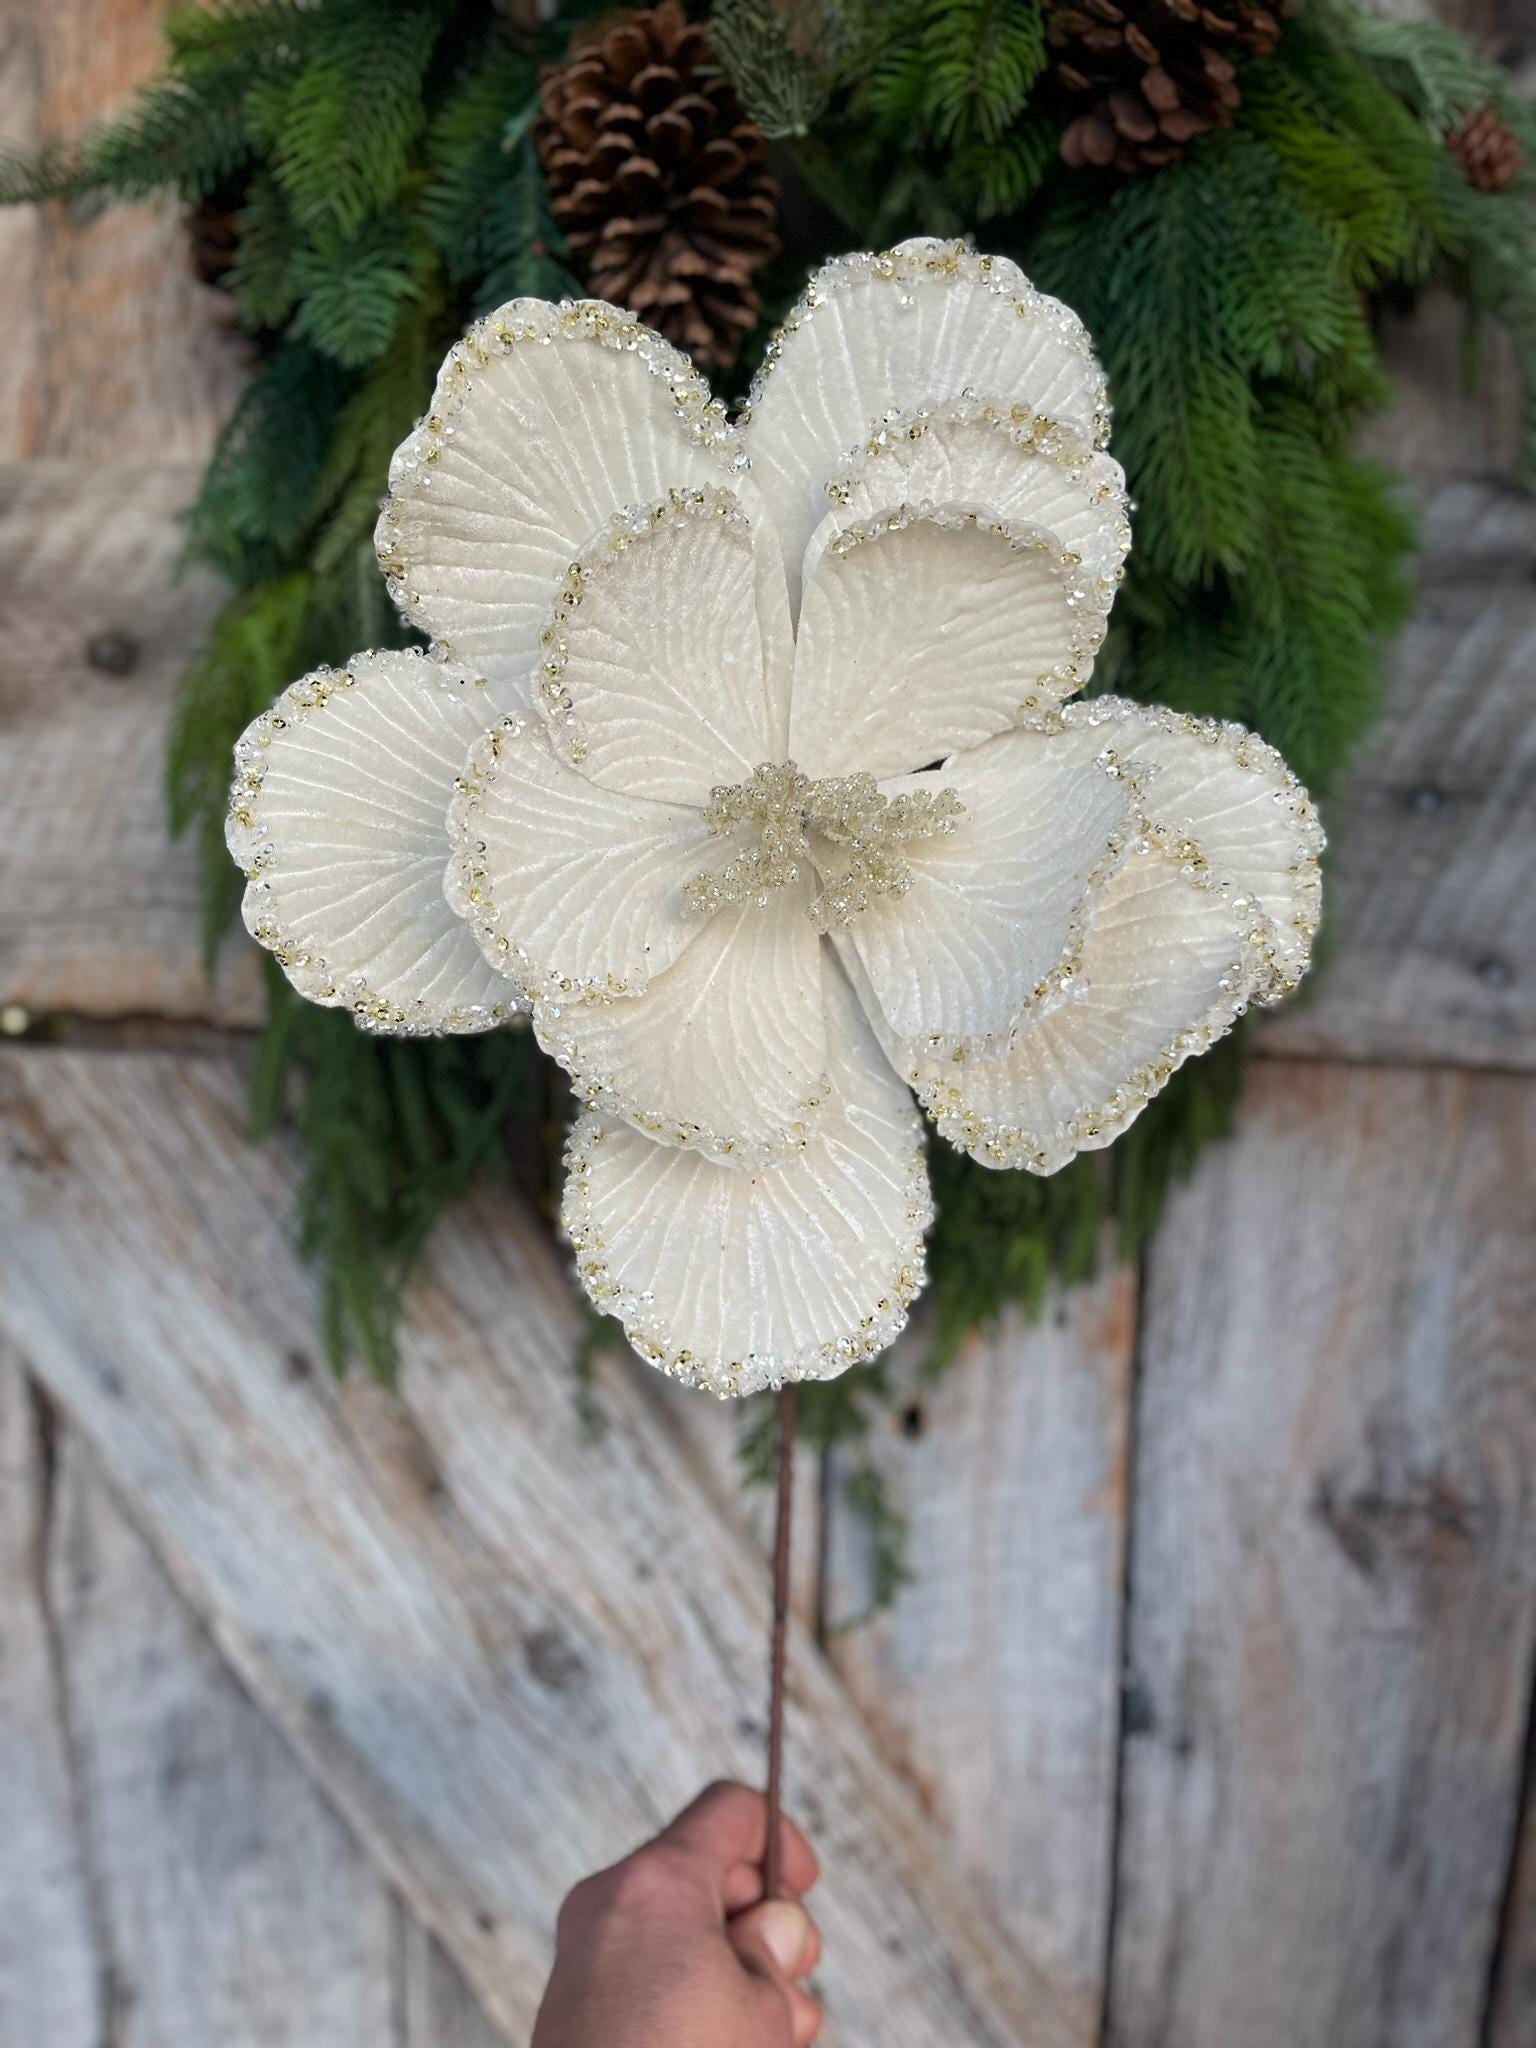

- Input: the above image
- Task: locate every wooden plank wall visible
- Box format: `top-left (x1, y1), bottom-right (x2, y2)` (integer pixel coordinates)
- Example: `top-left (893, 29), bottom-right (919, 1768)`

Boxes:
top-left (1, 2), bottom-right (1533, 2045)
top-left (0, 7), bottom-right (503, 2043)
top-left (815, 0), bottom-right (1536, 2032)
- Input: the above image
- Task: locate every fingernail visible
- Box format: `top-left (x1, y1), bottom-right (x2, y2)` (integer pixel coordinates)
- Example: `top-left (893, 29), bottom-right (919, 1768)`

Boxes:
top-left (757, 1899), bottom-right (809, 1974)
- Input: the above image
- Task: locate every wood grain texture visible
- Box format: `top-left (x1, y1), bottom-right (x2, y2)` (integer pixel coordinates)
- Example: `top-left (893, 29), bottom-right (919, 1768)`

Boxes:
top-left (0, 1355), bottom-right (98, 2048)
top-left (398, 1915), bottom-right (508, 2048)
top-left (0, 460), bottom-right (261, 1028)
top-left (1488, 1760), bottom-right (1536, 2046)
top-left (42, 1415), bottom-right (402, 2048)
top-left (655, 1376), bottom-right (824, 1631)
top-left (1365, 293), bottom-right (1525, 493)
top-left (0, 0), bottom-right (245, 463)
top-left (1259, 481), bottom-right (1536, 1073)
top-left (822, 1272), bottom-right (1137, 2016)
top-left (0, 1045), bottom-right (1091, 2048)
top-left (1107, 1058), bottom-right (1536, 2048)
top-left (2, 1347), bottom-right (511, 2047)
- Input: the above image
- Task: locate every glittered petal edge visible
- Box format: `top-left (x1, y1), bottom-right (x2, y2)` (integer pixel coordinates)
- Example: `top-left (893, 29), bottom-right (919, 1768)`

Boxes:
top-left (531, 880), bottom-right (833, 1170)
top-left (444, 713), bottom-right (710, 1002)
top-left (373, 296), bottom-right (743, 694)
top-left (858, 848), bottom-right (1265, 1175)
top-left (226, 648), bottom-right (524, 1037)
top-left (559, 969), bottom-right (934, 1396)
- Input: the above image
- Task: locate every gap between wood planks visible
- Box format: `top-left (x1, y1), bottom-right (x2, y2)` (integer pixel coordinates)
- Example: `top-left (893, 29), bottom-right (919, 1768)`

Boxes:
top-left (11, 1020), bottom-right (1536, 1089)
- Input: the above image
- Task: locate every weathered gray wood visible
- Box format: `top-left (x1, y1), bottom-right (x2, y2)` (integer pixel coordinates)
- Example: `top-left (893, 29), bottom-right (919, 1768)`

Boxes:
top-left (822, 1270), bottom-right (1136, 2015)
top-left (0, 1354), bottom-right (98, 2048)
top-left (398, 1913), bottom-right (508, 2048)
top-left (655, 1374), bottom-right (824, 1631)
top-left (1488, 1765), bottom-right (1536, 2046)
top-left (1366, 292), bottom-right (1525, 492)
top-left (0, 461), bottom-right (262, 1029)
top-left (0, 1046), bottom-right (1091, 2048)
top-left (3, 1346), bottom-right (511, 2048)
top-left (1259, 481), bottom-right (1536, 1073)
top-left (1108, 1058), bottom-right (1536, 2048)
top-left (0, 0), bottom-right (244, 464)
top-left (44, 1412), bottom-right (402, 2048)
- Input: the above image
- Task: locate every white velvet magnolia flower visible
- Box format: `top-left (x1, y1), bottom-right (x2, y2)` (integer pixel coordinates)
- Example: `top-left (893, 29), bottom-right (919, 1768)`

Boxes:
top-left (228, 239), bottom-right (1322, 1398)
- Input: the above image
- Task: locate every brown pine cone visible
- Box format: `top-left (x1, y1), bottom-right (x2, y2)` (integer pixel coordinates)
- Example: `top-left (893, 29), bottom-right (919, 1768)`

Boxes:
top-left (1047, 0), bottom-right (1285, 175)
top-left (536, 2), bottom-right (779, 371)
top-left (1446, 105), bottom-right (1525, 194)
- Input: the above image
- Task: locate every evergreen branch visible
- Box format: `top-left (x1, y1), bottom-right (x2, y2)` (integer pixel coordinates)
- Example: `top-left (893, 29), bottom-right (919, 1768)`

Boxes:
top-left (0, 1), bottom-right (317, 202)
top-left (305, 286), bottom-right (446, 575)
top-left (290, 210), bottom-right (428, 368)
top-left (709, 0), bottom-right (879, 139)
top-left (185, 342), bottom-right (352, 582)
top-left (476, 133), bottom-right (583, 312)
top-left (166, 570), bottom-right (317, 959)
top-left (225, 173), bottom-right (304, 329)
top-left (947, 113), bottom-right (1057, 217)
top-left (1345, 2), bottom-right (1532, 139)
top-left (864, 0), bottom-right (1048, 150)
top-left (420, 44), bottom-right (541, 282)
top-left (276, 1001), bottom-right (536, 1375)
top-left (273, 0), bottom-right (446, 235)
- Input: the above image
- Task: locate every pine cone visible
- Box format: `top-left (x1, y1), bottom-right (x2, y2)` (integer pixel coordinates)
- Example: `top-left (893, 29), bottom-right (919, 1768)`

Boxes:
top-left (1046, 0), bottom-right (1285, 175)
top-left (536, 2), bottom-right (780, 371)
top-left (1446, 105), bottom-right (1525, 194)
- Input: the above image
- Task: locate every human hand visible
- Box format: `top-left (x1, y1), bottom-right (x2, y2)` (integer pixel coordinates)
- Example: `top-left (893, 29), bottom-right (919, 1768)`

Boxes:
top-left (530, 1780), bottom-right (823, 2048)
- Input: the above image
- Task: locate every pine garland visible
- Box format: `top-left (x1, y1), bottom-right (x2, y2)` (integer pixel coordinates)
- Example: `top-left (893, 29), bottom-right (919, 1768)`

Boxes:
top-left (7, 0), bottom-right (1533, 1468)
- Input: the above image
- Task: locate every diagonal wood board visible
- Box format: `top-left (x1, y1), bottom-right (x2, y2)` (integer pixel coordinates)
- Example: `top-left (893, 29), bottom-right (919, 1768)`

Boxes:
top-left (0, 1045), bottom-right (1093, 2048)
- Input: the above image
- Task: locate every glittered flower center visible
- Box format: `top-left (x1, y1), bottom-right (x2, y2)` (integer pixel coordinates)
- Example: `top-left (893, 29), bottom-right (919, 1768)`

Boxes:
top-left (683, 760), bottom-right (965, 932)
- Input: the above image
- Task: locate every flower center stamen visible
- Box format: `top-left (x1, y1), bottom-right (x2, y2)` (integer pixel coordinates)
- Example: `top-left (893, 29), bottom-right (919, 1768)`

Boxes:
top-left (683, 760), bottom-right (965, 932)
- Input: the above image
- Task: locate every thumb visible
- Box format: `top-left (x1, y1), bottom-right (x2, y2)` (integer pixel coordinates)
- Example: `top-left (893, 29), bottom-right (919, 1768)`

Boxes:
top-left (728, 1900), bottom-right (821, 2045)
top-left (731, 1899), bottom-right (812, 1978)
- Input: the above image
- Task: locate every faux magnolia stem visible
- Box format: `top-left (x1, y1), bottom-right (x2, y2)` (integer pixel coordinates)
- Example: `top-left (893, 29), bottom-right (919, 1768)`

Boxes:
top-left (763, 1381), bottom-right (797, 1899)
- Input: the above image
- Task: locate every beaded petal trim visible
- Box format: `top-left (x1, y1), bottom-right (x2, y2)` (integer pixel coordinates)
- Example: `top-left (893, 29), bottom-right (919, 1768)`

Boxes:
top-left (889, 848), bottom-right (1259, 1174)
top-left (741, 240), bottom-right (1112, 451)
top-left (560, 1110), bottom-right (934, 1398)
top-left (879, 701), bottom-right (1326, 1172)
top-left (1057, 696), bottom-right (1326, 995)
top-left (809, 501), bottom-right (1115, 716)
top-left (226, 650), bottom-right (521, 1037)
top-left (374, 297), bottom-right (745, 661)
top-left (849, 779), bottom-right (1145, 1068)
top-left (531, 976), bottom-right (834, 1173)
top-left (443, 711), bottom-right (697, 1004)
top-left (531, 485), bottom-right (759, 768)
top-left (824, 394), bottom-right (1132, 584)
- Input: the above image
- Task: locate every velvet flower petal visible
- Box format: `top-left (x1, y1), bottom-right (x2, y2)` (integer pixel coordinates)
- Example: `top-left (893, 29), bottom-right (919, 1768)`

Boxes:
top-left (834, 722), bottom-right (1137, 1057)
top-left (375, 298), bottom-right (743, 699)
top-left (532, 484), bottom-right (789, 803)
top-left (535, 871), bottom-right (830, 1168)
top-left (561, 969), bottom-right (931, 1395)
top-left (227, 649), bottom-right (518, 1034)
top-left (861, 703), bottom-right (1324, 1173)
top-left (741, 239), bottom-right (1111, 606)
top-left (788, 501), bottom-right (1111, 780)
top-left (446, 714), bottom-right (712, 1001)
top-left (225, 239), bottom-right (1322, 1397)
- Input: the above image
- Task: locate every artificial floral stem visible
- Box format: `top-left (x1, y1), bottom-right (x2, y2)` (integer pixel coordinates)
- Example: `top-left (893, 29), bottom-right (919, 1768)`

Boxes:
top-left (764, 1380), bottom-right (797, 1899)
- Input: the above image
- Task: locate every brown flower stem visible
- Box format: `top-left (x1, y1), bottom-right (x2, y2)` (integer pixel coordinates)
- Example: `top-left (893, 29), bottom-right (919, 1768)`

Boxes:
top-left (764, 1381), bottom-right (797, 1900)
